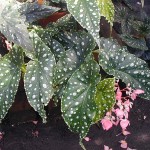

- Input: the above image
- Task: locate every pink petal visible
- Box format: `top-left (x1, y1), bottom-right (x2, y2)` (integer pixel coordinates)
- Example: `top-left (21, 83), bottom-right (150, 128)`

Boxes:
top-left (134, 89), bottom-right (144, 95)
top-left (116, 89), bottom-right (122, 101)
top-left (84, 137), bottom-right (91, 142)
top-left (120, 140), bottom-right (127, 149)
top-left (122, 130), bottom-right (131, 135)
top-left (113, 119), bottom-right (120, 126)
top-left (104, 145), bottom-right (109, 150)
top-left (131, 93), bottom-right (137, 100)
top-left (0, 132), bottom-right (3, 140)
top-left (124, 106), bottom-right (130, 112)
top-left (121, 143), bottom-right (127, 149)
top-left (111, 115), bottom-right (115, 119)
top-left (131, 89), bottom-right (144, 100)
top-left (104, 145), bottom-right (112, 150)
top-left (116, 101), bottom-right (123, 110)
top-left (124, 111), bottom-right (129, 119)
top-left (32, 121), bottom-right (38, 125)
top-left (101, 119), bottom-right (113, 131)
top-left (123, 100), bottom-right (131, 106)
top-left (120, 119), bottom-right (130, 130)
top-left (115, 108), bottom-right (124, 119)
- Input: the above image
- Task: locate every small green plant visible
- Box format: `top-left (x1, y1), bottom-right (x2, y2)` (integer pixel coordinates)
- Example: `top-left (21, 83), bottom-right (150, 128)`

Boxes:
top-left (0, 0), bottom-right (149, 149)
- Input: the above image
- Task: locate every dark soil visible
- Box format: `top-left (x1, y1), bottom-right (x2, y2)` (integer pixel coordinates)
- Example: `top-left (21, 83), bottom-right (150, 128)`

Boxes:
top-left (0, 97), bottom-right (150, 150)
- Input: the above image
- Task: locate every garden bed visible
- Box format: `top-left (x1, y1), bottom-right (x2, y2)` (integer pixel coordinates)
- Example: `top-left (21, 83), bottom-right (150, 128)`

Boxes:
top-left (0, 97), bottom-right (150, 150)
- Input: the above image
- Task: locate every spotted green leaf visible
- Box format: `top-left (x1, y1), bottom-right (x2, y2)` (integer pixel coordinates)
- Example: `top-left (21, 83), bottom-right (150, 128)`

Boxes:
top-left (65, 0), bottom-right (100, 44)
top-left (97, 0), bottom-right (114, 26)
top-left (121, 19), bottom-right (131, 35)
top-left (49, 39), bottom-right (65, 62)
top-left (34, 27), bottom-right (65, 62)
top-left (34, 26), bottom-right (59, 39)
top-left (62, 55), bottom-right (100, 140)
top-left (120, 34), bottom-right (148, 50)
top-left (114, 6), bottom-right (128, 23)
top-left (99, 38), bottom-right (150, 99)
top-left (53, 14), bottom-right (76, 31)
top-left (0, 46), bottom-right (23, 121)
top-left (93, 78), bottom-right (115, 122)
top-left (53, 31), bottom-right (96, 86)
top-left (19, 1), bottom-right (60, 23)
top-left (24, 31), bottom-right (56, 121)
top-left (54, 32), bottom-right (76, 50)
top-left (0, 0), bottom-right (33, 51)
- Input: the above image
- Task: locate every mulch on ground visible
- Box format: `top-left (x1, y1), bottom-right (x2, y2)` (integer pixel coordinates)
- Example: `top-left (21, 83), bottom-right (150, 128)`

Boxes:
top-left (0, 98), bottom-right (150, 150)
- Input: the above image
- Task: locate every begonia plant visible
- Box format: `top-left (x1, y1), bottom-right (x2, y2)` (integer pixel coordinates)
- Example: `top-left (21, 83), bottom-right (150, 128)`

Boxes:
top-left (0, 0), bottom-right (149, 149)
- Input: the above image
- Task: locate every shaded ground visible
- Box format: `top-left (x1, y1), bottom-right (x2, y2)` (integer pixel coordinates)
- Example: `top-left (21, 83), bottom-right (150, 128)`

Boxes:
top-left (0, 98), bottom-right (150, 150)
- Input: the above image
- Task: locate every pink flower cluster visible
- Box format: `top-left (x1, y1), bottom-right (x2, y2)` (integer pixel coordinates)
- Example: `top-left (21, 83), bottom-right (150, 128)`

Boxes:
top-left (101, 81), bottom-right (144, 149)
